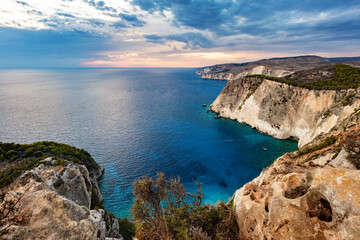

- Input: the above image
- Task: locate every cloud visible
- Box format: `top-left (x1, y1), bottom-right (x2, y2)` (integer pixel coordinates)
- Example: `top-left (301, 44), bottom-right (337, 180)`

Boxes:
top-left (118, 13), bottom-right (146, 27)
top-left (16, 1), bottom-right (29, 6)
top-left (56, 12), bottom-right (75, 18)
top-left (1, 0), bottom-right (360, 67)
top-left (145, 32), bottom-right (212, 49)
top-left (132, 0), bottom-right (360, 45)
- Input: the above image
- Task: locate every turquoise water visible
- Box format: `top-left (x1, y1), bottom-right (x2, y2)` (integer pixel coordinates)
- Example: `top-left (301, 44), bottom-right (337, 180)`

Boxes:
top-left (0, 68), bottom-right (297, 217)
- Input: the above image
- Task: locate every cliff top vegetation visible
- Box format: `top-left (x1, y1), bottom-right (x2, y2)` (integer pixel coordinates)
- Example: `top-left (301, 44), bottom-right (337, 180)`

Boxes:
top-left (246, 63), bottom-right (360, 90)
top-left (0, 141), bottom-right (100, 189)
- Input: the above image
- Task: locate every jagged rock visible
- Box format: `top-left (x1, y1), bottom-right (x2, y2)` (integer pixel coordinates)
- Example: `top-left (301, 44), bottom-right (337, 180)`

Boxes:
top-left (0, 159), bottom-right (122, 240)
top-left (233, 155), bottom-right (360, 240)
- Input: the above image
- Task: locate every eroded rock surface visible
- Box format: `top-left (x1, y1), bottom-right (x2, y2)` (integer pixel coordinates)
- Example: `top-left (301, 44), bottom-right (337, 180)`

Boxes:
top-left (234, 154), bottom-right (360, 240)
top-left (0, 158), bottom-right (122, 240)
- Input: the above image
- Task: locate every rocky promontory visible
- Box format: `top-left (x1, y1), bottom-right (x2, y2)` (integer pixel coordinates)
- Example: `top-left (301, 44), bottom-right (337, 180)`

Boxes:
top-left (211, 64), bottom-right (360, 148)
top-left (0, 142), bottom-right (123, 240)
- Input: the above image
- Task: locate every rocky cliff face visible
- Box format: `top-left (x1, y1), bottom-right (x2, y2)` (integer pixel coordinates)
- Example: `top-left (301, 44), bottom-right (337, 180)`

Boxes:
top-left (233, 111), bottom-right (360, 240)
top-left (210, 64), bottom-right (360, 239)
top-left (199, 65), bottom-right (292, 80)
top-left (0, 158), bottom-right (122, 240)
top-left (211, 76), bottom-right (360, 148)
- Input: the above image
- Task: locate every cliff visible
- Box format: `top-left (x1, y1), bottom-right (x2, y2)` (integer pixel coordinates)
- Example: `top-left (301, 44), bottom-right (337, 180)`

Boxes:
top-left (0, 142), bottom-right (122, 240)
top-left (210, 62), bottom-right (360, 239)
top-left (210, 71), bottom-right (360, 148)
top-left (233, 110), bottom-right (360, 239)
top-left (197, 55), bottom-right (360, 81)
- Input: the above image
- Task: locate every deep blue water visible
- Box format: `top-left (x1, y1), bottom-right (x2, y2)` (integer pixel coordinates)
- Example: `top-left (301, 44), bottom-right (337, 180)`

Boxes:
top-left (0, 68), bottom-right (297, 217)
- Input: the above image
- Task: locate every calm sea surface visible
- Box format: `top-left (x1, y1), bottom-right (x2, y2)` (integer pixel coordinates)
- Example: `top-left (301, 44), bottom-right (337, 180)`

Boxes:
top-left (0, 68), bottom-right (297, 217)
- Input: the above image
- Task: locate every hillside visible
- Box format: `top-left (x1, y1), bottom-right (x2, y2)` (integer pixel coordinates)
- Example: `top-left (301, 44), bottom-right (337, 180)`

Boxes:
top-left (197, 55), bottom-right (360, 81)
top-left (250, 63), bottom-right (360, 90)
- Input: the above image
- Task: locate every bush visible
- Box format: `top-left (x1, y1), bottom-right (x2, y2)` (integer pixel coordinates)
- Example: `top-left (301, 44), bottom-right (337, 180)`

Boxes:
top-left (118, 218), bottom-right (136, 240)
top-left (132, 173), bottom-right (239, 240)
top-left (0, 141), bottom-right (100, 189)
top-left (344, 130), bottom-right (360, 169)
top-left (246, 64), bottom-right (360, 90)
top-left (296, 136), bottom-right (337, 157)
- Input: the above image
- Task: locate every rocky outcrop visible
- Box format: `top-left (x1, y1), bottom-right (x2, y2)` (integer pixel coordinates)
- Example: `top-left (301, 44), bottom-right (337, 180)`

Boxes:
top-left (0, 158), bottom-right (122, 240)
top-left (233, 115), bottom-right (360, 239)
top-left (234, 154), bottom-right (360, 240)
top-left (211, 76), bottom-right (360, 148)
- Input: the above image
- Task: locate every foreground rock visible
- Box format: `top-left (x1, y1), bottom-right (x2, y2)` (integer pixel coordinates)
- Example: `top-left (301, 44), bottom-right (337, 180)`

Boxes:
top-left (0, 158), bottom-right (122, 240)
top-left (234, 153), bottom-right (360, 240)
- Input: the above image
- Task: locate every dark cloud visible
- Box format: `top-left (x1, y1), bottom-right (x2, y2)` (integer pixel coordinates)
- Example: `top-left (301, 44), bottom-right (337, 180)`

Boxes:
top-left (56, 12), bottom-right (75, 18)
top-left (83, 0), bottom-right (117, 12)
top-left (16, 1), bottom-right (29, 6)
top-left (145, 32), bottom-right (213, 49)
top-left (118, 13), bottom-right (146, 27)
top-left (27, 9), bottom-right (43, 16)
top-left (131, 0), bottom-right (360, 48)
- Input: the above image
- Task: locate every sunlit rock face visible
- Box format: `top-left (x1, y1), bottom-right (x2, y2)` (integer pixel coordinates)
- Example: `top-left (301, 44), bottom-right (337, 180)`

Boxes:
top-left (233, 154), bottom-right (360, 240)
top-left (211, 77), bottom-right (360, 148)
top-left (199, 65), bottom-right (292, 80)
top-left (223, 74), bottom-right (360, 239)
top-left (1, 158), bottom-right (122, 240)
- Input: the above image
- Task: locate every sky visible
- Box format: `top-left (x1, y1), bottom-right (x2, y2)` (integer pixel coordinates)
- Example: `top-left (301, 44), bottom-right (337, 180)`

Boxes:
top-left (0, 0), bottom-right (360, 68)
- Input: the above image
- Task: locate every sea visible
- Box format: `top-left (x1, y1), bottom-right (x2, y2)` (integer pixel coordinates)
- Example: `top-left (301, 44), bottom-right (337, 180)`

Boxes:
top-left (0, 68), bottom-right (297, 217)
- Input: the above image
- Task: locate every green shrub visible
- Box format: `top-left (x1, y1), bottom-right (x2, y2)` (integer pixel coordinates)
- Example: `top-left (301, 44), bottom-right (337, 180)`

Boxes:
top-left (118, 218), bottom-right (136, 240)
top-left (246, 64), bottom-right (360, 90)
top-left (0, 141), bottom-right (100, 189)
top-left (342, 93), bottom-right (355, 106)
top-left (90, 188), bottom-right (104, 210)
top-left (296, 136), bottom-right (337, 157)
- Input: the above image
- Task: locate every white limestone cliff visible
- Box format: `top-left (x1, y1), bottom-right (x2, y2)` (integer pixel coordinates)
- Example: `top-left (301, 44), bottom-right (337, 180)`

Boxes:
top-left (211, 76), bottom-right (360, 148)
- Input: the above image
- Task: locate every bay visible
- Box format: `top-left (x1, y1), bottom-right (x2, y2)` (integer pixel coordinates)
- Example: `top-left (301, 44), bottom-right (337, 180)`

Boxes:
top-left (0, 68), bottom-right (297, 217)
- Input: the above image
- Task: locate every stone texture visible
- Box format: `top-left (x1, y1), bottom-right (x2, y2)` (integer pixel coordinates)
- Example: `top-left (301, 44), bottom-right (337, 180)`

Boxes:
top-left (0, 159), bottom-right (122, 240)
top-left (233, 155), bottom-right (360, 240)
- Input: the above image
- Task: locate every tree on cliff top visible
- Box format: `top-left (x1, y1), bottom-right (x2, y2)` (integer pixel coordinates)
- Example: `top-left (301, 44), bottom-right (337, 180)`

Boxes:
top-left (132, 172), bottom-right (239, 240)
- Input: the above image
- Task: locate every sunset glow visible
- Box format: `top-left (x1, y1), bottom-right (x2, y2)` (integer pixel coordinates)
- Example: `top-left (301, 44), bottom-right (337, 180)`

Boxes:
top-left (0, 0), bottom-right (359, 67)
